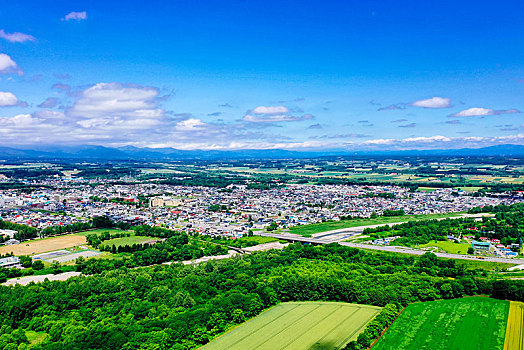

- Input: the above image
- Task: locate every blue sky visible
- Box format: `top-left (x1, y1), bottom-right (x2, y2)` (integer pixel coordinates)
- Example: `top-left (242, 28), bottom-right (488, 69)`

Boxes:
top-left (0, 0), bottom-right (523, 150)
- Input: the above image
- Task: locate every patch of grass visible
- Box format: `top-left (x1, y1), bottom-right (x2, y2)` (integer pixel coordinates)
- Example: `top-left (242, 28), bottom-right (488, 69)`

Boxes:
top-left (495, 271), bottom-right (524, 279)
top-left (416, 187), bottom-right (439, 192)
top-left (235, 236), bottom-right (278, 245)
top-left (202, 302), bottom-right (381, 350)
top-left (26, 330), bottom-right (47, 345)
top-left (102, 235), bottom-right (158, 248)
top-left (417, 240), bottom-right (472, 255)
top-left (289, 212), bottom-right (465, 236)
top-left (74, 228), bottom-right (132, 237)
top-left (374, 297), bottom-right (509, 350)
top-left (456, 259), bottom-right (516, 271)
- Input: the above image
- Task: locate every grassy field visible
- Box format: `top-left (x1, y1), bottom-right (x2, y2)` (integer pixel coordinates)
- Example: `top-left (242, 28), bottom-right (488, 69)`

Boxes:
top-left (288, 212), bottom-right (464, 236)
top-left (374, 297), bottom-right (509, 350)
top-left (416, 187), bottom-right (440, 192)
top-left (0, 234), bottom-right (87, 256)
top-left (457, 259), bottom-right (516, 271)
top-left (504, 301), bottom-right (524, 350)
top-left (202, 302), bottom-right (381, 350)
top-left (102, 235), bottom-right (158, 248)
top-left (417, 240), bottom-right (472, 255)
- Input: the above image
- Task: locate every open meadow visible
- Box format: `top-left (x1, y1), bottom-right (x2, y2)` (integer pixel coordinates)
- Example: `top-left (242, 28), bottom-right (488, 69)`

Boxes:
top-left (102, 235), bottom-right (158, 248)
top-left (417, 240), bottom-right (472, 254)
top-left (373, 297), bottom-right (509, 350)
top-left (201, 302), bottom-right (381, 350)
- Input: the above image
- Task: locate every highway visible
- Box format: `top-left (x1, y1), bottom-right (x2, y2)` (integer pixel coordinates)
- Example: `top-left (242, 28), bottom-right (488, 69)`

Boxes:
top-left (308, 213), bottom-right (494, 243)
top-left (257, 232), bottom-right (524, 265)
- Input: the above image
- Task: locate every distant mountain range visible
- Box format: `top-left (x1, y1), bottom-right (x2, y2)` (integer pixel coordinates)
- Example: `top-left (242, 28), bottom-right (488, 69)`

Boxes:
top-left (0, 144), bottom-right (522, 160)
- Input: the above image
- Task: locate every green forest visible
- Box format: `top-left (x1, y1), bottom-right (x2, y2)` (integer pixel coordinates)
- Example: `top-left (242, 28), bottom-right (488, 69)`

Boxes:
top-left (0, 243), bottom-right (522, 350)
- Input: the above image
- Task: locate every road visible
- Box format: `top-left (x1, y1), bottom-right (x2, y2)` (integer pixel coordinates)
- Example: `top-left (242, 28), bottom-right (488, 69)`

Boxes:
top-left (306, 213), bottom-right (493, 243)
top-left (2, 271), bottom-right (82, 287)
top-left (339, 242), bottom-right (524, 264)
top-left (258, 232), bottom-right (524, 265)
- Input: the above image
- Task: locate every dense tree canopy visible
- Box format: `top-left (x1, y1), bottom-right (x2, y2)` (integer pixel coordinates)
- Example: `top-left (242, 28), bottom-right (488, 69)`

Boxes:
top-left (0, 244), bottom-right (522, 350)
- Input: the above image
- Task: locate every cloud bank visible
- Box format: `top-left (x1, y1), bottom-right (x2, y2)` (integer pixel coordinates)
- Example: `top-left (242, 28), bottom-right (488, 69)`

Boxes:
top-left (450, 107), bottom-right (521, 117)
top-left (0, 30), bottom-right (35, 43)
top-left (0, 54), bottom-right (20, 74)
top-left (412, 97), bottom-right (451, 108)
top-left (0, 92), bottom-right (18, 106)
top-left (63, 11), bottom-right (87, 21)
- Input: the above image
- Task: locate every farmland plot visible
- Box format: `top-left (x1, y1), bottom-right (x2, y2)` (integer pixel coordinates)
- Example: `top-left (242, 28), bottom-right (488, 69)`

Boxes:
top-left (201, 302), bottom-right (380, 350)
top-left (504, 301), bottom-right (524, 350)
top-left (373, 297), bottom-right (509, 350)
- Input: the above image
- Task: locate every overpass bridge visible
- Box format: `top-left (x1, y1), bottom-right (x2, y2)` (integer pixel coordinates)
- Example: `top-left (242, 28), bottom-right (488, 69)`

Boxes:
top-left (257, 232), bottom-right (328, 245)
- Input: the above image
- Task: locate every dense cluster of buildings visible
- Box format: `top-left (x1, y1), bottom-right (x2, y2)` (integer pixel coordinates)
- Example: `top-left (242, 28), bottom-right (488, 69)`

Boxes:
top-left (0, 179), bottom-right (522, 240)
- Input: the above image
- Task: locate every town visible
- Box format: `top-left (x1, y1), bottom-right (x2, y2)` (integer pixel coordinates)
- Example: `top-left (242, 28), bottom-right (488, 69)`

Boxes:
top-left (0, 179), bottom-right (521, 240)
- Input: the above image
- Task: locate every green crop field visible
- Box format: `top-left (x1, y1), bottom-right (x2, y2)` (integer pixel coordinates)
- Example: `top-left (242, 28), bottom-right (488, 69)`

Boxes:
top-left (373, 297), bottom-right (509, 350)
top-left (201, 302), bottom-right (381, 350)
top-left (288, 212), bottom-right (464, 236)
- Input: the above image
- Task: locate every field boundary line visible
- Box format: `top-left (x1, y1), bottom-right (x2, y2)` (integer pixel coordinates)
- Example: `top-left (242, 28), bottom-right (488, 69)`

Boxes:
top-left (368, 305), bottom-right (407, 349)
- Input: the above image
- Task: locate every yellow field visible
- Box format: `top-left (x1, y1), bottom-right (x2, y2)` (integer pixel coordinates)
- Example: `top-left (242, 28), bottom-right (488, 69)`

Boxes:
top-left (0, 235), bottom-right (87, 256)
top-left (202, 302), bottom-right (380, 350)
top-left (504, 301), bottom-right (524, 350)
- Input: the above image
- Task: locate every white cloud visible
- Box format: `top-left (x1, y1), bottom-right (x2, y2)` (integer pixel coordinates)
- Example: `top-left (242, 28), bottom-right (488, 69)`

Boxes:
top-left (243, 113), bottom-right (314, 123)
top-left (451, 107), bottom-right (493, 117)
top-left (359, 134), bottom-right (524, 150)
top-left (243, 105), bottom-right (314, 124)
top-left (402, 135), bottom-right (451, 143)
top-left (412, 97), bottom-right (451, 108)
top-left (450, 107), bottom-right (521, 117)
top-left (251, 105), bottom-right (289, 114)
top-left (362, 138), bottom-right (395, 145)
top-left (175, 118), bottom-right (207, 131)
top-left (0, 92), bottom-right (18, 106)
top-left (0, 30), bottom-right (35, 43)
top-left (63, 11), bottom-right (87, 21)
top-left (146, 140), bottom-right (342, 151)
top-left (0, 53), bottom-right (19, 74)
top-left (69, 82), bottom-right (164, 120)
